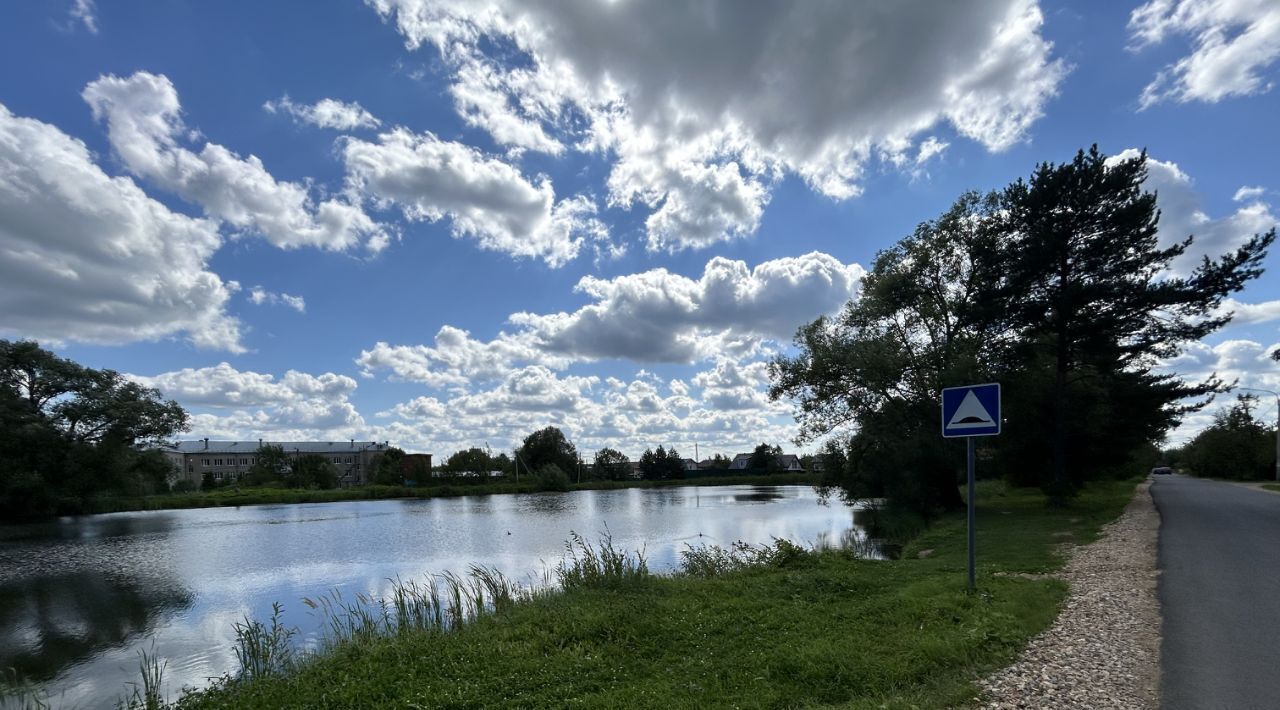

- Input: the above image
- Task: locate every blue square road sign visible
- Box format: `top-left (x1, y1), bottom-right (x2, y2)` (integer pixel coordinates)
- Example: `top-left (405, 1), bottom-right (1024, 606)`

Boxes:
top-left (941, 383), bottom-right (1001, 438)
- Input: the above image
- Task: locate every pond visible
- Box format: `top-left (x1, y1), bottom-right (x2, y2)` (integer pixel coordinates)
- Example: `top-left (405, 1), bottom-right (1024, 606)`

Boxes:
top-left (0, 484), bottom-right (872, 707)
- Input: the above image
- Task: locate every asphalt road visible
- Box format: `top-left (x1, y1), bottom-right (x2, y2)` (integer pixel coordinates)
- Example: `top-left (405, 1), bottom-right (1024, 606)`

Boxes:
top-left (1153, 475), bottom-right (1280, 709)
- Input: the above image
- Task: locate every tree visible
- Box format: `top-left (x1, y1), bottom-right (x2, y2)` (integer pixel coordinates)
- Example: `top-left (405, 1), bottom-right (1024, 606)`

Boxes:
top-left (245, 445), bottom-right (291, 486)
top-left (747, 443), bottom-right (782, 473)
top-left (517, 426), bottom-right (578, 475)
top-left (771, 148), bottom-right (1274, 512)
top-left (287, 454), bottom-right (338, 489)
top-left (770, 192), bottom-right (1003, 514)
top-left (1000, 147), bottom-right (1274, 497)
top-left (373, 447), bottom-right (406, 485)
top-left (593, 447), bottom-right (631, 480)
top-left (533, 463), bottom-right (571, 491)
top-left (445, 447), bottom-right (493, 476)
top-left (638, 447), bottom-right (662, 480)
top-left (1181, 396), bottom-right (1276, 480)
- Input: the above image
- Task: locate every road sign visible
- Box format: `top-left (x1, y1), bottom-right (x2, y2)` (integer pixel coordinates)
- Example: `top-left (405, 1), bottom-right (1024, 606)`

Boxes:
top-left (942, 383), bottom-right (1001, 438)
top-left (941, 382), bottom-right (1001, 593)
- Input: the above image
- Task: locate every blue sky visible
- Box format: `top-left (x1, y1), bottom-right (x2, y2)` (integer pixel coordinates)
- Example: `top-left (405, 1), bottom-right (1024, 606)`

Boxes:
top-left (1, 0), bottom-right (1277, 457)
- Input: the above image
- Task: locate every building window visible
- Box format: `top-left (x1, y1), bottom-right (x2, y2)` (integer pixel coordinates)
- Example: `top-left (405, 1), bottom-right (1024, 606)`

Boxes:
top-left (241, 458), bottom-right (249, 465)
top-left (202, 458), bottom-right (210, 466)
top-left (333, 456), bottom-right (341, 463)
top-left (345, 457), bottom-right (353, 464)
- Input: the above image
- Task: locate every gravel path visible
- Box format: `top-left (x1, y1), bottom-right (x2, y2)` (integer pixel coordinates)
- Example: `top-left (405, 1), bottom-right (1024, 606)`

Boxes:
top-left (977, 480), bottom-right (1161, 709)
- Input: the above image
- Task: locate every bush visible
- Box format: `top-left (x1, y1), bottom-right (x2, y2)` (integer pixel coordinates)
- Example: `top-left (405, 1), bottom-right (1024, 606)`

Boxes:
top-left (533, 464), bottom-right (570, 492)
top-left (171, 480), bottom-right (197, 493)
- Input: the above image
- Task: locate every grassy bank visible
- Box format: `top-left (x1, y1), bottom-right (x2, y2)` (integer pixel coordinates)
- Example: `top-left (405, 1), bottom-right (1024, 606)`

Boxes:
top-left (82, 472), bottom-right (822, 515)
top-left (160, 478), bottom-right (1138, 709)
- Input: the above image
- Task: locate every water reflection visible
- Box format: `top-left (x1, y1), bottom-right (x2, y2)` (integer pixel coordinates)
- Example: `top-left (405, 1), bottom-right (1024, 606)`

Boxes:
top-left (0, 572), bottom-right (191, 683)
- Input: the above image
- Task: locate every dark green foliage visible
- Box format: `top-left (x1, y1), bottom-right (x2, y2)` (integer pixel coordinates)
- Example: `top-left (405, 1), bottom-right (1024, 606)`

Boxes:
top-left (371, 447), bottom-right (406, 485)
top-left (244, 445), bottom-right (291, 487)
top-left (516, 426), bottom-right (578, 475)
top-left (532, 463), bottom-right (570, 492)
top-left (746, 443), bottom-right (782, 472)
top-left (0, 339), bottom-right (189, 519)
top-left (637, 445), bottom-right (685, 480)
top-left (1179, 396), bottom-right (1276, 480)
top-left (288, 455), bottom-right (338, 490)
top-left (771, 147), bottom-right (1274, 513)
top-left (592, 447), bottom-right (631, 480)
top-left (998, 147), bottom-right (1273, 498)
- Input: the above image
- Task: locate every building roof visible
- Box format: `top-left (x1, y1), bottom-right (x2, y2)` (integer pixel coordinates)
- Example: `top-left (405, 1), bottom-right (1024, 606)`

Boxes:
top-left (161, 440), bottom-right (390, 454)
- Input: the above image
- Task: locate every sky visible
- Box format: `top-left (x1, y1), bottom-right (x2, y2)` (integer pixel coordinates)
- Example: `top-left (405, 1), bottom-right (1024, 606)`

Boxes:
top-left (1, 0), bottom-right (1278, 459)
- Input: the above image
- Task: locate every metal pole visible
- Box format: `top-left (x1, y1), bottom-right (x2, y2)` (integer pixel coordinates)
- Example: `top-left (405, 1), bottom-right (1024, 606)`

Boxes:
top-left (1236, 388), bottom-right (1280, 482)
top-left (967, 436), bottom-right (976, 592)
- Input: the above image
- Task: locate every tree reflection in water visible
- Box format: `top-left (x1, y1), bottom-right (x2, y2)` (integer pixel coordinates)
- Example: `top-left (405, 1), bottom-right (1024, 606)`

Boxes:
top-left (0, 572), bottom-right (191, 684)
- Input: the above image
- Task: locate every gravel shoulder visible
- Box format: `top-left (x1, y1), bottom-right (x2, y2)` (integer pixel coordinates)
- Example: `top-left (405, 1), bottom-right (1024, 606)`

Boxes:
top-left (978, 479), bottom-right (1161, 709)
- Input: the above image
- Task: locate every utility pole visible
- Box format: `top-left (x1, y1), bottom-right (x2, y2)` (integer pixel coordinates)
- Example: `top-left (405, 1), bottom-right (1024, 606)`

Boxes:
top-left (1237, 387), bottom-right (1280, 481)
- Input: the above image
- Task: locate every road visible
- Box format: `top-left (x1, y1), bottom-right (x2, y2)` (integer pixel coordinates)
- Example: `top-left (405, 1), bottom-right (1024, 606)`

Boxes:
top-left (1153, 475), bottom-right (1280, 709)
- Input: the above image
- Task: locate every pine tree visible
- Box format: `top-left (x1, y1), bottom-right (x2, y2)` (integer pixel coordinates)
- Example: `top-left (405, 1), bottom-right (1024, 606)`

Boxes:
top-left (1000, 146), bottom-right (1274, 498)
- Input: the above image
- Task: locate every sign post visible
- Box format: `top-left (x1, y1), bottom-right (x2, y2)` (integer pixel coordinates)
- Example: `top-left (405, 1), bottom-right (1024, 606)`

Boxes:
top-left (942, 382), bottom-right (1001, 592)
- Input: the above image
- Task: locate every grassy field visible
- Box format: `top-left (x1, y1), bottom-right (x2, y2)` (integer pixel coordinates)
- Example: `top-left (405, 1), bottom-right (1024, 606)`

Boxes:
top-left (161, 478), bottom-right (1139, 709)
top-left (83, 472), bottom-right (822, 515)
top-left (1262, 483), bottom-right (1280, 493)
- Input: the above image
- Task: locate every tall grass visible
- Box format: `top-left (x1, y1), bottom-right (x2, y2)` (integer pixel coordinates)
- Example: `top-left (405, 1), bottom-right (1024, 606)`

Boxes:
top-left (232, 603), bottom-right (296, 680)
top-left (118, 643), bottom-right (166, 710)
top-left (555, 530), bottom-right (649, 589)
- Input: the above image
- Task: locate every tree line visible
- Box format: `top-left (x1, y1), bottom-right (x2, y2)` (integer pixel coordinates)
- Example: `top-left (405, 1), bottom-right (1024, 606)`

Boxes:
top-left (1165, 395), bottom-right (1277, 481)
top-left (770, 146), bottom-right (1275, 516)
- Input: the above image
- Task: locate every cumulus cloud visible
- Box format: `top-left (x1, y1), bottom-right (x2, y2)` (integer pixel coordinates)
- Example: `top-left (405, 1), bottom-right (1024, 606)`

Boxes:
top-left (1129, 0), bottom-right (1280, 108)
top-left (356, 326), bottom-right (567, 389)
top-left (1215, 298), bottom-right (1280, 327)
top-left (341, 127), bottom-right (609, 266)
top-left (264, 96), bottom-right (381, 130)
top-left (247, 286), bottom-right (306, 313)
top-left (82, 71), bottom-right (388, 252)
top-left (135, 363), bottom-right (364, 437)
top-left (357, 252), bottom-right (863, 392)
top-left (513, 252), bottom-right (866, 362)
top-left (366, 0), bottom-right (1066, 251)
top-left (1110, 149), bottom-right (1277, 274)
top-left (1160, 338), bottom-right (1280, 442)
top-left (0, 103), bottom-right (242, 351)
top-left (370, 364), bottom-right (802, 459)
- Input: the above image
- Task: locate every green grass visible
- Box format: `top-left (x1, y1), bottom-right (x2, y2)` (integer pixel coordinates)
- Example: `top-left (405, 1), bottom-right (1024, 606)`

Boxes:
top-left (1262, 483), bottom-right (1280, 493)
top-left (84, 473), bottom-right (821, 515)
top-left (167, 478), bottom-right (1140, 709)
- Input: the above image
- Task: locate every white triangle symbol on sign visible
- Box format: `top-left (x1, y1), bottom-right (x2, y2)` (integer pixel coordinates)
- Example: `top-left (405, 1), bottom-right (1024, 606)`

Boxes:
top-left (948, 390), bottom-right (995, 429)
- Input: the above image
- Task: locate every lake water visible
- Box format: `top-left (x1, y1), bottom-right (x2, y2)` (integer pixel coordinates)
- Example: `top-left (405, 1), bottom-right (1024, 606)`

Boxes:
top-left (0, 484), bottom-right (870, 707)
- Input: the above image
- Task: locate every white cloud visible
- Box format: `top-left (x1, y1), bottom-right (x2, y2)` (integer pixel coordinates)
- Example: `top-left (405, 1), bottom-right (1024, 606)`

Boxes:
top-left (1234, 185), bottom-right (1267, 202)
top-left (1160, 338), bottom-right (1280, 442)
top-left (264, 96), bottom-right (381, 131)
top-left (341, 127), bottom-right (609, 266)
top-left (1129, 0), bottom-right (1280, 107)
top-left (513, 252), bottom-right (866, 363)
top-left (1110, 149), bottom-right (1277, 274)
top-left (356, 326), bottom-right (566, 388)
top-left (69, 0), bottom-right (97, 33)
top-left (82, 71), bottom-right (388, 252)
top-left (135, 363), bottom-right (364, 438)
top-left (366, 0), bottom-right (1066, 251)
top-left (247, 286), bottom-right (306, 313)
top-left (1216, 298), bottom-right (1280, 326)
top-left (0, 103), bottom-right (242, 351)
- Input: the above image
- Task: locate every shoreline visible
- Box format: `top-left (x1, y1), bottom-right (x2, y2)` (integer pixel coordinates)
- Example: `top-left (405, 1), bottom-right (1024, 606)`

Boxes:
top-left (54, 472), bottom-right (824, 518)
